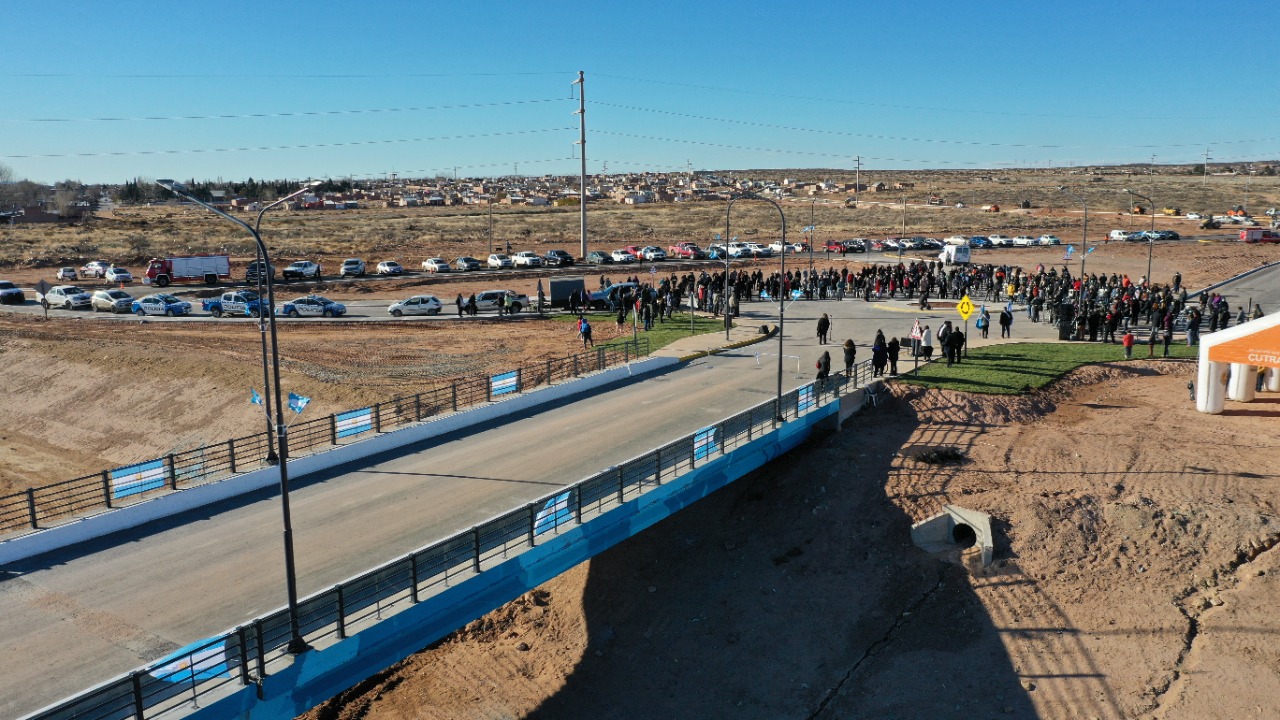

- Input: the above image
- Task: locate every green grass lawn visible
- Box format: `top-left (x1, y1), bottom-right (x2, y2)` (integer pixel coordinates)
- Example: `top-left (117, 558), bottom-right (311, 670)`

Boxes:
top-left (898, 341), bottom-right (1198, 395)
top-left (553, 311), bottom-right (731, 352)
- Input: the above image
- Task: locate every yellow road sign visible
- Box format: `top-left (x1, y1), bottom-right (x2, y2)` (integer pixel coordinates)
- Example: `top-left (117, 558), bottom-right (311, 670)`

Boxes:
top-left (956, 295), bottom-right (974, 321)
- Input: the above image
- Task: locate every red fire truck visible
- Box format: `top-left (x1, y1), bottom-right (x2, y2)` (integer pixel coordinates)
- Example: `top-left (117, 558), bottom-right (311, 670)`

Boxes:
top-left (143, 255), bottom-right (232, 287)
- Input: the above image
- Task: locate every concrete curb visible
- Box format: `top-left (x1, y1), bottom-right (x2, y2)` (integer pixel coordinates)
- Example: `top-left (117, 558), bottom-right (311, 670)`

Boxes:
top-left (1186, 260), bottom-right (1280, 300)
top-left (678, 324), bottom-right (777, 363)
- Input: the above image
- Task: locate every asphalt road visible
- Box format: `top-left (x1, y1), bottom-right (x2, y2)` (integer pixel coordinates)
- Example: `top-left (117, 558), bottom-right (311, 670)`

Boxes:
top-left (1203, 261), bottom-right (1280, 312)
top-left (3, 255), bottom-right (1269, 716)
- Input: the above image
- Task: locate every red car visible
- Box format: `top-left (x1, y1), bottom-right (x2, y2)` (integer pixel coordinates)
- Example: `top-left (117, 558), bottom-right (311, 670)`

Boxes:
top-left (668, 242), bottom-right (705, 259)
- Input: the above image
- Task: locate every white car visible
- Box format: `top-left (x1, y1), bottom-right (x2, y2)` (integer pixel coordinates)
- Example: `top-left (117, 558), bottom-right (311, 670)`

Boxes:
top-left (1185, 212), bottom-right (1204, 220)
top-left (388, 295), bottom-right (443, 316)
top-left (767, 241), bottom-right (802, 254)
top-left (91, 289), bottom-right (134, 313)
top-left (943, 235), bottom-right (969, 246)
top-left (745, 242), bottom-right (773, 257)
top-left (487, 253), bottom-right (514, 269)
top-left (1036, 235), bottom-right (1062, 245)
top-left (455, 256), bottom-right (482, 271)
top-left (611, 249), bottom-right (637, 263)
top-left (1012, 235), bottom-right (1036, 246)
top-left (640, 246), bottom-right (667, 261)
top-left (40, 285), bottom-right (92, 310)
top-left (340, 258), bottom-right (366, 277)
top-left (104, 267), bottom-right (133, 283)
top-left (80, 261), bottom-right (110, 278)
top-left (726, 242), bottom-right (753, 258)
top-left (987, 235), bottom-right (1012, 247)
top-left (375, 261), bottom-right (404, 275)
top-left (512, 251), bottom-right (543, 268)
top-left (421, 258), bottom-right (451, 273)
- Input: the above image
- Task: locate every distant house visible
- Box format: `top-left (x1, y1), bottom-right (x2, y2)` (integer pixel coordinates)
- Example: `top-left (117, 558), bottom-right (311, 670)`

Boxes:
top-left (894, 182), bottom-right (915, 190)
top-left (870, 182), bottom-right (889, 193)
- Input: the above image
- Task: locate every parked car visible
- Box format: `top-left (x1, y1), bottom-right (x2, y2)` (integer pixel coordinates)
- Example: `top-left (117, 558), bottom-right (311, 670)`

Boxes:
top-left (245, 260), bottom-right (275, 282)
top-left (282, 261), bottom-right (322, 281)
top-left (40, 285), bottom-right (91, 310)
top-left (844, 238), bottom-right (868, 253)
top-left (640, 246), bottom-right (667, 261)
top-left (474, 289), bottom-right (529, 313)
top-left (668, 242), bottom-right (705, 259)
top-left (422, 258), bottom-right (452, 273)
top-left (1012, 235), bottom-right (1036, 246)
top-left (91, 289), bottom-right (134, 313)
top-left (987, 235), bottom-right (1012, 247)
top-left (132, 293), bottom-right (191, 316)
top-left (726, 242), bottom-right (752, 258)
top-left (1124, 232), bottom-right (1150, 242)
top-left (943, 235), bottom-right (969, 246)
top-left (1108, 230), bottom-right (1131, 242)
top-left (585, 250), bottom-right (614, 265)
top-left (375, 260), bottom-right (404, 275)
top-left (80, 261), bottom-right (110, 278)
top-left (589, 282), bottom-right (640, 310)
top-left (487, 253), bottom-right (514, 269)
top-left (454, 256), bottom-right (482, 271)
top-left (611, 249), bottom-right (637, 263)
top-left (278, 295), bottom-right (346, 318)
top-left (706, 243), bottom-right (728, 259)
top-left (202, 290), bottom-right (265, 318)
top-left (388, 295), bottom-right (443, 316)
top-left (0, 280), bottom-right (25, 304)
top-left (744, 242), bottom-right (773, 257)
top-left (512, 251), bottom-right (543, 268)
top-left (768, 241), bottom-right (804, 254)
top-left (56, 267), bottom-right (78, 281)
top-left (1151, 230), bottom-right (1181, 241)
top-left (1037, 235), bottom-right (1062, 245)
top-left (968, 236), bottom-right (992, 248)
top-left (340, 258), bottom-right (366, 277)
top-left (543, 249), bottom-right (575, 266)
top-left (1185, 212), bottom-right (1204, 220)
top-left (104, 267), bottom-right (133, 283)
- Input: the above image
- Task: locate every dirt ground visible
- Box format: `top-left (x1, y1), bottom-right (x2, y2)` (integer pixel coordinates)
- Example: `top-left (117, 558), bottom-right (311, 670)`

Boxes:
top-left (302, 360), bottom-right (1280, 720)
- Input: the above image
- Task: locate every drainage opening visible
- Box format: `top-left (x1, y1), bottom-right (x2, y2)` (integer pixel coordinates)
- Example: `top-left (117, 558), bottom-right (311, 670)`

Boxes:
top-left (951, 523), bottom-right (977, 549)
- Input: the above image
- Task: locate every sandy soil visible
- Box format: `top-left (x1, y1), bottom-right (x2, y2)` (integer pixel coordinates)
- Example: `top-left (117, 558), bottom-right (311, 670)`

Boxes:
top-left (302, 361), bottom-right (1280, 720)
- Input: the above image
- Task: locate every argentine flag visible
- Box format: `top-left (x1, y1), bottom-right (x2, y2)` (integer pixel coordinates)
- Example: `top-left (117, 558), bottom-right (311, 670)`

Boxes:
top-left (534, 491), bottom-right (573, 535)
top-left (250, 388), bottom-right (263, 406)
top-left (1063, 245), bottom-right (1075, 260)
top-left (288, 392), bottom-right (311, 414)
top-left (149, 637), bottom-right (231, 684)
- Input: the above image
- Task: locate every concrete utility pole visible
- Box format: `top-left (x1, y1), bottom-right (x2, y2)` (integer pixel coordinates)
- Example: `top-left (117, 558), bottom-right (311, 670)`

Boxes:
top-left (854, 155), bottom-right (861, 208)
top-left (1203, 149), bottom-right (1211, 186)
top-left (575, 70), bottom-right (588, 259)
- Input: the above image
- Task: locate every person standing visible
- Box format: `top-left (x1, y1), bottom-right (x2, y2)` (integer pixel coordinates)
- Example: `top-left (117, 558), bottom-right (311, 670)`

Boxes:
top-left (816, 313), bottom-right (831, 345)
top-left (1161, 312), bottom-right (1174, 358)
top-left (999, 306), bottom-right (1013, 338)
top-left (455, 293), bottom-right (465, 318)
top-left (871, 339), bottom-right (888, 377)
top-left (887, 336), bottom-right (901, 375)
top-left (815, 350), bottom-right (831, 388)
top-left (921, 324), bottom-right (934, 360)
top-left (842, 339), bottom-right (857, 377)
top-left (579, 317), bottom-right (594, 347)
top-left (1123, 329), bottom-right (1135, 359)
top-left (977, 307), bottom-right (990, 339)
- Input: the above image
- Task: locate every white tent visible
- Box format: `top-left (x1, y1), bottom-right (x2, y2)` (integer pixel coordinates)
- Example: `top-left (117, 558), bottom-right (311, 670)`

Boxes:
top-left (1196, 311), bottom-right (1280, 414)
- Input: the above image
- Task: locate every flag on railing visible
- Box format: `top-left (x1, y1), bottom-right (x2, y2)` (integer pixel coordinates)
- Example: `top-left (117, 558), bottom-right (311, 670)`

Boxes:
top-left (534, 491), bottom-right (573, 535)
top-left (694, 425), bottom-right (718, 460)
top-left (110, 459), bottom-right (166, 499)
top-left (335, 408), bottom-right (373, 438)
top-left (250, 388), bottom-right (263, 406)
top-left (288, 392), bottom-right (311, 414)
top-left (149, 637), bottom-right (231, 683)
top-left (798, 383), bottom-right (816, 412)
top-left (491, 370), bottom-right (518, 397)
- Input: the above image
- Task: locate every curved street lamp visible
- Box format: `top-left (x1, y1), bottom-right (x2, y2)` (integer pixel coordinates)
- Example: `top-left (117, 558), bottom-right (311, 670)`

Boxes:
top-left (156, 178), bottom-right (315, 655)
top-left (1123, 188), bottom-right (1157, 284)
top-left (726, 193), bottom-right (788, 421)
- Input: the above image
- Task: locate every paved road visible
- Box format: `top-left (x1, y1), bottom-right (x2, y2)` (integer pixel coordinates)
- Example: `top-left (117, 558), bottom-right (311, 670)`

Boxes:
top-left (1203, 261), bottom-right (1280, 313)
top-left (0, 287), bottom-right (1065, 717)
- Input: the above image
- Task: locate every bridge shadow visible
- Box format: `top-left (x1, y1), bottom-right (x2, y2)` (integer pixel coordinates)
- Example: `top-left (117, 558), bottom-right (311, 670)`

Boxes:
top-left (518, 393), bottom-right (1085, 718)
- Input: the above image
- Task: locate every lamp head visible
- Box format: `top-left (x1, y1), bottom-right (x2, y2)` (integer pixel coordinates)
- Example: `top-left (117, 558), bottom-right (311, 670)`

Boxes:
top-left (156, 179), bottom-right (185, 192)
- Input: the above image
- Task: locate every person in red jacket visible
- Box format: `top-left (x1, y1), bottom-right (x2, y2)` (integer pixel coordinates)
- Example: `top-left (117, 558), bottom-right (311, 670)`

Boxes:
top-left (1122, 330), bottom-right (1135, 359)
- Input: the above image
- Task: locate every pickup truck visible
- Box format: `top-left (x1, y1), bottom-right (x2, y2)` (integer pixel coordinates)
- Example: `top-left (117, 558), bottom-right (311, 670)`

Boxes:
top-left (202, 290), bottom-right (266, 317)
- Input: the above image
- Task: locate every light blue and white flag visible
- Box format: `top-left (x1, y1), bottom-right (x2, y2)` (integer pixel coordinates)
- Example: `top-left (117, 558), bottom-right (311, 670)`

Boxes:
top-left (490, 370), bottom-right (518, 397)
top-left (1063, 245), bottom-right (1075, 260)
top-left (1086, 246), bottom-right (1096, 254)
top-left (110, 459), bottom-right (167, 499)
top-left (534, 491), bottom-right (573, 535)
top-left (798, 383), bottom-right (816, 412)
top-left (694, 425), bottom-right (718, 460)
top-left (287, 392), bottom-right (311, 414)
top-left (335, 408), bottom-right (373, 438)
top-left (150, 637), bottom-right (231, 684)
top-left (250, 388), bottom-right (263, 406)
top-left (802, 225), bottom-right (815, 232)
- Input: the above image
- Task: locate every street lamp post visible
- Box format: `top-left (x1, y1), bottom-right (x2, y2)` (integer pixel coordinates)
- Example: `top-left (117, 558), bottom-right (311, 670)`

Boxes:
top-left (157, 179), bottom-right (313, 656)
top-left (726, 194), bottom-right (787, 420)
top-left (487, 196), bottom-right (494, 257)
top-left (809, 199), bottom-right (817, 277)
top-left (1058, 186), bottom-right (1088, 310)
top-left (252, 183), bottom-right (322, 465)
top-left (1124, 189), bottom-right (1157, 284)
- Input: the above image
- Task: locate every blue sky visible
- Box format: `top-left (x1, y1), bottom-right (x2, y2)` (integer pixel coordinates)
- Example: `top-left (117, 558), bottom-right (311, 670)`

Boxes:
top-left (3, 0), bottom-right (1277, 184)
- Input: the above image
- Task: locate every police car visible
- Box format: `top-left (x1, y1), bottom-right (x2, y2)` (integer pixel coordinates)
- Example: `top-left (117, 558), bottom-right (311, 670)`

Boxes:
top-left (132, 293), bottom-right (192, 316)
top-left (278, 295), bottom-right (347, 318)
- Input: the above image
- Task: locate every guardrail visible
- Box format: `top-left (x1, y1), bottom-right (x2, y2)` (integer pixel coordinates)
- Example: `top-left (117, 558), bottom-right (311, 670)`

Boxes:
top-left (0, 338), bottom-right (650, 539)
top-left (24, 359), bottom-right (872, 720)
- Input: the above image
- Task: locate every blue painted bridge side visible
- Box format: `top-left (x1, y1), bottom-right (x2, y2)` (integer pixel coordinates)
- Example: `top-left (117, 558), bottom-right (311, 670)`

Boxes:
top-left (192, 400), bottom-right (837, 719)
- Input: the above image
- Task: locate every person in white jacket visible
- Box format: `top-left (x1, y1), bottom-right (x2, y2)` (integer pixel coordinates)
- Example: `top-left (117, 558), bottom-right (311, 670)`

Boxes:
top-left (920, 325), bottom-right (934, 360)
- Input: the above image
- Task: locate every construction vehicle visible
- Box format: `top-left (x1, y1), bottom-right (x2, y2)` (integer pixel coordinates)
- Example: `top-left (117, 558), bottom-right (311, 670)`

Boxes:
top-left (1131, 204), bottom-right (1147, 215)
top-left (1227, 205), bottom-right (1248, 217)
top-left (1200, 218), bottom-right (1222, 230)
top-left (981, 204), bottom-right (1000, 213)
top-left (927, 195), bottom-right (944, 206)
top-left (1160, 207), bottom-right (1181, 216)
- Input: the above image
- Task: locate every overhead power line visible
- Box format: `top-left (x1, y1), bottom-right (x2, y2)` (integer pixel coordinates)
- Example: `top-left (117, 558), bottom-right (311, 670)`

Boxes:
top-left (1, 128), bottom-right (574, 159)
top-left (2, 71), bottom-right (573, 80)
top-left (6, 98), bottom-right (570, 124)
top-left (592, 129), bottom-right (988, 166)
